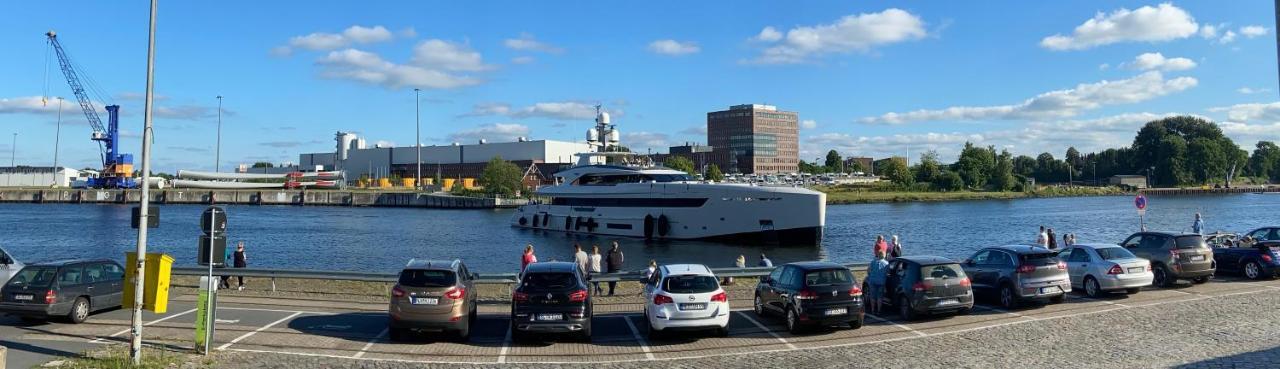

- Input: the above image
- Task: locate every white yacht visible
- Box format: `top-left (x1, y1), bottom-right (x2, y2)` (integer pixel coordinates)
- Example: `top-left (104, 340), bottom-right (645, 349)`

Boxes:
top-left (510, 109), bottom-right (825, 245)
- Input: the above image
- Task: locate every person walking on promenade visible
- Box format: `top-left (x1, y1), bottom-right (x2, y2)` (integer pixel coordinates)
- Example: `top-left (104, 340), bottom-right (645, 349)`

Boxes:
top-left (589, 245), bottom-right (603, 295)
top-left (758, 253), bottom-right (773, 267)
top-left (605, 242), bottom-right (624, 296)
top-left (521, 244), bottom-right (537, 273)
top-left (874, 235), bottom-right (889, 256)
top-left (232, 241), bottom-right (248, 291)
top-left (724, 255), bottom-right (746, 286)
top-left (1037, 226), bottom-right (1048, 247)
top-left (573, 243), bottom-right (589, 279)
top-left (1192, 213), bottom-right (1204, 235)
top-left (1047, 229), bottom-right (1058, 250)
top-left (644, 260), bottom-right (658, 281)
top-left (866, 250), bottom-right (890, 315)
top-left (889, 235), bottom-right (903, 259)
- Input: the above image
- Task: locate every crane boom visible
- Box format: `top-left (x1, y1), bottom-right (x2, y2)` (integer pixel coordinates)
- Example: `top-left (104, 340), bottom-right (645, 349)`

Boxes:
top-left (46, 31), bottom-right (107, 136)
top-left (45, 30), bottom-right (136, 189)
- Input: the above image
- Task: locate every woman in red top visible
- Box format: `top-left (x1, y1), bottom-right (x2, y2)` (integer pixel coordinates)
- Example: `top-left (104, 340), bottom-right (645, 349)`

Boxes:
top-left (874, 235), bottom-right (888, 256)
top-left (521, 244), bottom-right (537, 272)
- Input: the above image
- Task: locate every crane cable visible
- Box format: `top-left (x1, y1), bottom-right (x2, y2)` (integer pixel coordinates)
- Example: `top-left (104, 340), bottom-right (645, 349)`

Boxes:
top-left (42, 38), bottom-right (51, 106)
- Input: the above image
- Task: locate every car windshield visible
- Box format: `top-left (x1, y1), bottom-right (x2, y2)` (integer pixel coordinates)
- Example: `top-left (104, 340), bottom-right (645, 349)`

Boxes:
top-left (1095, 247), bottom-right (1137, 260)
top-left (6, 267), bottom-right (56, 288)
top-left (521, 272), bottom-right (578, 290)
top-left (1020, 252), bottom-right (1060, 266)
top-left (1174, 235), bottom-right (1207, 249)
top-left (919, 264), bottom-right (964, 280)
top-left (662, 275), bottom-right (719, 294)
top-left (805, 269), bottom-right (854, 286)
top-left (398, 270), bottom-right (456, 288)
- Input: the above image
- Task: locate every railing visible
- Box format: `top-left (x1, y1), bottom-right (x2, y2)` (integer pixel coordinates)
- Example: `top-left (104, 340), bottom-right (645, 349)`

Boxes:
top-left (171, 263), bottom-right (870, 292)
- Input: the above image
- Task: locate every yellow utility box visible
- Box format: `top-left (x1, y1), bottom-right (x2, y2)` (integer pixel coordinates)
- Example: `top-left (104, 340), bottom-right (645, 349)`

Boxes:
top-left (423, 178), bottom-right (434, 186)
top-left (402, 178), bottom-right (416, 187)
top-left (378, 178), bottom-right (392, 188)
top-left (123, 252), bottom-right (173, 314)
top-left (462, 178), bottom-right (476, 189)
top-left (442, 178), bottom-right (456, 189)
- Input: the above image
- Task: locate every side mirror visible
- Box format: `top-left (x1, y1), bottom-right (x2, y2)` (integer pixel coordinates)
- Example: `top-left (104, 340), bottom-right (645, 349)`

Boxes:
top-left (760, 276), bottom-right (771, 284)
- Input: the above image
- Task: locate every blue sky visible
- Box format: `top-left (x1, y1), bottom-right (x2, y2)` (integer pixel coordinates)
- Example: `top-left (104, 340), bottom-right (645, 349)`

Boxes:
top-left (1, 1), bottom-right (1277, 172)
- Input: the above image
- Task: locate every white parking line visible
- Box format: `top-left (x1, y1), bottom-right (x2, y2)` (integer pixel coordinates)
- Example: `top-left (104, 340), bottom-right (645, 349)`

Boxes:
top-left (497, 324), bottom-right (513, 363)
top-left (734, 311), bottom-right (797, 349)
top-left (622, 315), bottom-right (656, 360)
top-left (864, 313), bottom-right (927, 337)
top-left (221, 306), bottom-right (335, 315)
top-left (351, 327), bottom-right (387, 359)
top-left (90, 308), bottom-right (197, 344)
top-left (973, 305), bottom-right (1038, 320)
top-left (217, 311), bottom-right (302, 350)
top-left (1071, 295), bottom-right (1130, 308)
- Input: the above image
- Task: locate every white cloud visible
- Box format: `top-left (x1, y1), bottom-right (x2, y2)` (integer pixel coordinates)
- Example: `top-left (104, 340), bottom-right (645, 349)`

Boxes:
top-left (398, 27), bottom-right (418, 38)
top-left (504, 33), bottom-right (563, 53)
top-left (511, 56), bottom-right (535, 64)
top-left (748, 9), bottom-right (926, 64)
top-left (461, 101), bottom-right (616, 121)
top-left (800, 119), bottom-right (817, 129)
top-left (342, 25), bottom-right (394, 43)
top-left (679, 125), bottom-right (707, 136)
top-left (1098, 63), bottom-right (1111, 70)
top-left (374, 140), bottom-right (397, 148)
top-left (622, 132), bottom-right (670, 151)
top-left (1218, 30), bottom-right (1237, 44)
top-left (1123, 52), bottom-right (1196, 71)
top-left (647, 40), bottom-right (700, 56)
top-left (285, 25), bottom-right (394, 53)
top-left (1209, 101), bottom-right (1280, 122)
top-left (859, 71), bottom-right (1197, 124)
top-left (0, 96), bottom-right (108, 116)
top-left (316, 46), bottom-right (484, 90)
top-left (1199, 24), bottom-right (1220, 39)
top-left (1237, 87), bottom-right (1271, 95)
top-left (410, 39), bottom-right (493, 72)
top-left (447, 123), bottom-right (531, 144)
top-left (1239, 25), bottom-right (1268, 38)
top-left (1040, 3), bottom-right (1199, 51)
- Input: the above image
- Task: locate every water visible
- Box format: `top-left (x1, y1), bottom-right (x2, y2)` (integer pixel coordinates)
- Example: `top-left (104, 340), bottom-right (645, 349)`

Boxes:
top-left (1, 194), bottom-right (1276, 273)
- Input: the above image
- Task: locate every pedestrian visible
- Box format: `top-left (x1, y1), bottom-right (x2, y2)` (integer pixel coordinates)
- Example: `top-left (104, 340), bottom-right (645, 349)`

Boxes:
top-left (874, 235), bottom-right (889, 256)
top-left (1037, 226), bottom-right (1048, 247)
top-left (1192, 213), bottom-right (1204, 235)
top-left (232, 241), bottom-right (247, 291)
top-left (573, 243), bottom-right (589, 279)
top-left (758, 253), bottom-right (773, 267)
top-left (521, 244), bottom-right (537, 273)
top-left (724, 255), bottom-right (745, 286)
top-left (866, 250), bottom-right (890, 315)
top-left (644, 260), bottom-right (658, 281)
top-left (1062, 233), bottom-right (1072, 248)
top-left (218, 246), bottom-right (232, 289)
top-left (605, 241), bottom-right (624, 296)
top-left (1047, 228), bottom-right (1058, 250)
top-left (589, 245), bottom-right (603, 295)
top-left (889, 235), bottom-right (903, 259)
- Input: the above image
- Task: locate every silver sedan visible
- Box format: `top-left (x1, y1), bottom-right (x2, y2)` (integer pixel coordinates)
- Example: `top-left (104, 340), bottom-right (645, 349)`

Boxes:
top-left (1058, 244), bottom-right (1154, 298)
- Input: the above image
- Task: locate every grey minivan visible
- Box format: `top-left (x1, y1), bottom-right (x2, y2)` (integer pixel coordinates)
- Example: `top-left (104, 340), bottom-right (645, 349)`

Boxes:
top-left (0, 259), bottom-right (125, 323)
top-left (961, 245), bottom-right (1071, 309)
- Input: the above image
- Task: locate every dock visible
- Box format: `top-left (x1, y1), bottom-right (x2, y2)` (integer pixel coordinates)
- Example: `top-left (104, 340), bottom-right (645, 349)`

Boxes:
top-left (0, 188), bottom-right (526, 209)
top-left (1141, 186), bottom-right (1280, 196)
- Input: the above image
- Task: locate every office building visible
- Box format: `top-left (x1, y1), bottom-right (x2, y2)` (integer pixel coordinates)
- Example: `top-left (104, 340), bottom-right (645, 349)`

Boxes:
top-left (706, 104), bottom-right (799, 174)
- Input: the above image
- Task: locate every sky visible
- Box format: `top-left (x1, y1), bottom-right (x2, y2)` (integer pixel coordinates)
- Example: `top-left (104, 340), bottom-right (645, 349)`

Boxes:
top-left (1, 1), bottom-right (1278, 173)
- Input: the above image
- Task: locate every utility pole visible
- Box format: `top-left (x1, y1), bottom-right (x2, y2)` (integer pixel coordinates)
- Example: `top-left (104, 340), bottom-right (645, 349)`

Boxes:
top-left (53, 97), bottom-right (63, 186)
top-left (131, 0), bottom-right (158, 364)
top-left (8, 133), bottom-right (15, 187)
top-left (414, 88), bottom-right (421, 190)
top-left (215, 95), bottom-right (223, 172)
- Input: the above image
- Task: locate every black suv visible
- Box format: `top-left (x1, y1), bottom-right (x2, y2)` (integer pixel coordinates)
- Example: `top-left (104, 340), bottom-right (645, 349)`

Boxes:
top-left (754, 261), bottom-right (864, 333)
top-left (872, 256), bottom-right (974, 320)
top-left (510, 262), bottom-right (593, 341)
top-left (0, 259), bottom-right (125, 323)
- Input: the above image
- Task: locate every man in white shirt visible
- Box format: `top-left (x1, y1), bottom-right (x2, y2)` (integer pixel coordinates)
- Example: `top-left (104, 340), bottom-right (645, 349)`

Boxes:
top-left (1037, 226), bottom-right (1048, 248)
top-left (573, 243), bottom-right (589, 279)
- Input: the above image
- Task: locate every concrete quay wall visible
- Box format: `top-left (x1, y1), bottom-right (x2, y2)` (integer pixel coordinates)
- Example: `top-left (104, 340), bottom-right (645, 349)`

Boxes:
top-left (0, 189), bottom-right (524, 209)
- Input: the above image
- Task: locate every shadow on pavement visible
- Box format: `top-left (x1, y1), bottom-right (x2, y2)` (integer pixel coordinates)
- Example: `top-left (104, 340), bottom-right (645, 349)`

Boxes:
top-left (286, 312), bottom-right (387, 342)
top-left (0, 339), bottom-right (80, 359)
top-left (1172, 344), bottom-right (1280, 368)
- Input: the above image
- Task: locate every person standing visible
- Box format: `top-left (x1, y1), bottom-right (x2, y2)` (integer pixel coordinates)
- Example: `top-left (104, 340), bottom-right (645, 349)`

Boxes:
top-left (644, 260), bottom-right (658, 281)
top-left (605, 242), bottom-right (624, 296)
top-left (521, 244), bottom-right (537, 273)
top-left (1037, 226), bottom-right (1048, 247)
top-left (573, 243), bottom-right (589, 279)
top-left (889, 235), bottom-right (903, 259)
top-left (1047, 229), bottom-right (1058, 250)
top-left (232, 241), bottom-right (248, 291)
top-left (1192, 213), bottom-right (1204, 235)
top-left (589, 245), bottom-right (603, 295)
top-left (724, 255), bottom-right (746, 286)
top-left (866, 250), bottom-right (890, 315)
top-left (874, 235), bottom-right (889, 256)
top-left (758, 253), bottom-right (773, 267)
top-left (1062, 233), bottom-right (1072, 248)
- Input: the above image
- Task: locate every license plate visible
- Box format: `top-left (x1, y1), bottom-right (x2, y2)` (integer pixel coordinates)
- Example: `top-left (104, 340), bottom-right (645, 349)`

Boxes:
top-left (411, 297), bottom-right (438, 305)
top-left (825, 308), bottom-right (847, 316)
top-left (1128, 267), bottom-right (1145, 274)
top-left (1039, 287), bottom-right (1059, 294)
top-left (679, 303), bottom-right (707, 311)
top-left (536, 313), bottom-right (562, 321)
top-left (938, 299), bottom-right (959, 306)
top-left (1190, 255), bottom-right (1206, 262)
top-left (13, 294), bottom-right (33, 301)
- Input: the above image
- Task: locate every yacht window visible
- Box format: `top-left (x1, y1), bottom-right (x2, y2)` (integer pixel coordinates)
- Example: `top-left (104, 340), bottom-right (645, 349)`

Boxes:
top-left (646, 174), bottom-right (692, 182)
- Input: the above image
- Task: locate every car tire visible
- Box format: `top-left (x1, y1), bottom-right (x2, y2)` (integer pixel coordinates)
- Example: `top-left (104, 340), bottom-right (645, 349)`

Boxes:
top-left (580, 322), bottom-right (592, 342)
top-left (1126, 287), bottom-right (1142, 295)
top-left (754, 295), bottom-right (766, 317)
top-left (999, 284), bottom-right (1020, 309)
top-left (848, 315), bottom-right (864, 329)
top-left (388, 327), bottom-right (406, 342)
top-left (1153, 265), bottom-right (1175, 288)
top-left (67, 297), bottom-right (90, 324)
top-left (1244, 261), bottom-right (1263, 280)
top-left (898, 296), bottom-right (916, 321)
top-left (1084, 276), bottom-right (1102, 298)
top-left (510, 324), bottom-right (525, 343)
top-left (785, 307), bottom-right (802, 334)
top-left (454, 319), bottom-right (471, 342)
top-left (1192, 276), bottom-right (1210, 284)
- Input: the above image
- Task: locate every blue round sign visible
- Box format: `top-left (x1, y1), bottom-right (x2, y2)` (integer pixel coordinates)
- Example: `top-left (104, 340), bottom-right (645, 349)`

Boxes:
top-left (1135, 195), bottom-right (1147, 210)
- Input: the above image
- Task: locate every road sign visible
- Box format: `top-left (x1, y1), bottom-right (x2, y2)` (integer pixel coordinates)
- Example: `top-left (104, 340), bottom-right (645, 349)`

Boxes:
top-left (197, 235), bottom-right (227, 267)
top-left (131, 206), bottom-right (159, 229)
top-left (1134, 195), bottom-right (1147, 210)
top-left (200, 207), bottom-right (227, 235)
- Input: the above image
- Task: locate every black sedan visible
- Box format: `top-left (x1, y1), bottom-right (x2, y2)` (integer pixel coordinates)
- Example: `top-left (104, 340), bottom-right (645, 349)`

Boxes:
top-left (0, 259), bottom-right (125, 323)
top-left (510, 262), bottom-right (593, 342)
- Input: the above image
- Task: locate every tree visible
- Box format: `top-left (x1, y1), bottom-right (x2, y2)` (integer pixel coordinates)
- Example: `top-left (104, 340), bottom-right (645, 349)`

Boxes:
top-left (478, 156), bottom-right (524, 196)
top-left (955, 142), bottom-right (994, 189)
top-left (880, 158), bottom-right (913, 186)
top-left (799, 160), bottom-right (824, 174)
top-left (848, 161), bottom-right (866, 174)
top-left (1187, 138), bottom-right (1228, 184)
top-left (663, 156), bottom-right (696, 175)
top-left (990, 150), bottom-right (1016, 191)
top-left (1131, 116), bottom-right (1241, 186)
top-left (824, 150), bottom-right (842, 172)
top-left (705, 164), bottom-right (725, 182)
top-left (914, 150), bottom-right (942, 184)
top-left (1250, 141), bottom-right (1280, 181)
top-left (251, 162), bottom-right (274, 168)
top-left (934, 170), bottom-right (964, 192)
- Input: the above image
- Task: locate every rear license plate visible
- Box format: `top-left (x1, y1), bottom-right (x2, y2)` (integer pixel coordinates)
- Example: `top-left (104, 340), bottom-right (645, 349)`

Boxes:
top-left (825, 308), bottom-right (847, 316)
top-left (1190, 255), bottom-right (1206, 262)
top-left (1128, 267), bottom-right (1145, 274)
top-left (938, 298), bottom-right (959, 306)
top-left (411, 297), bottom-right (438, 305)
top-left (1039, 287), bottom-right (1059, 294)
top-left (679, 303), bottom-right (707, 311)
top-left (13, 294), bottom-right (33, 301)
top-left (535, 313), bottom-right (562, 321)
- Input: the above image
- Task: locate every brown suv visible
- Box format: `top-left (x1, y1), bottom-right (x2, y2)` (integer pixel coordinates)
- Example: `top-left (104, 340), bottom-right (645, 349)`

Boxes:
top-left (1120, 232), bottom-right (1215, 287)
top-left (388, 259), bottom-right (478, 341)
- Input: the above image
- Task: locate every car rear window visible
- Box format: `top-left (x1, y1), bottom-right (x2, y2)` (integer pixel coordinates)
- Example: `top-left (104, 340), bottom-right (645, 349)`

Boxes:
top-left (6, 267), bottom-right (57, 289)
top-left (1095, 247), bottom-right (1137, 261)
top-left (919, 264), bottom-right (964, 280)
top-left (1174, 235), bottom-right (1207, 249)
top-left (662, 275), bottom-right (719, 294)
top-left (398, 270), bottom-right (456, 288)
top-left (521, 272), bottom-right (578, 290)
top-left (804, 269), bottom-right (854, 286)
top-left (1020, 252), bottom-right (1060, 266)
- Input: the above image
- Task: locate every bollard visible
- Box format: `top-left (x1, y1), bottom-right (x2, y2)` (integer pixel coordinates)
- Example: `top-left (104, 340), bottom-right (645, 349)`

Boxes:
top-left (271, 276), bottom-right (277, 292)
top-left (1, 344), bottom-right (7, 369)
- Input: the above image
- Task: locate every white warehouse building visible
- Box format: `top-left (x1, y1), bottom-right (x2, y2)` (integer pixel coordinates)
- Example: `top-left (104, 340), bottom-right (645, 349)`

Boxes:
top-left (297, 132), bottom-right (593, 182)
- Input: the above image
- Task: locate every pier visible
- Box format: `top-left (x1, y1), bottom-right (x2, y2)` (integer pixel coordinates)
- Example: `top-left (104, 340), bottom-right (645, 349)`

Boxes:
top-left (1141, 186), bottom-right (1280, 196)
top-left (0, 188), bottom-right (525, 209)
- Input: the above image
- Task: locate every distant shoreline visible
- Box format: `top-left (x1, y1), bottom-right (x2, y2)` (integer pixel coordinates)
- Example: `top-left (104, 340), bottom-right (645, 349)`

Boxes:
top-left (821, 187), bottom-right (1131, 205)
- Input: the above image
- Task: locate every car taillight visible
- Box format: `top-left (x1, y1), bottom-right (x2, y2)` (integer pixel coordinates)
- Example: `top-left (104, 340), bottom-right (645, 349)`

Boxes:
top-left (1169, 249), bottom-right (1180, 259)
top-left (45, 290), bottom-right (56, 304)
top-left (1107, 265), bottom-right (1124, 275)
top-left (1057, 261), bottom-right (1067, 270)
top-left (958, 278), bottom-right (971, 287)
top-left (653, 294), bottom-right (673, 305)
top-left (1016, 264), bottom-right (1037, 274)
top-left (391, 286), bottom-right (406, 298)
top-left (444, 287), bottom-right (465, 300)
top-left (912, 282), bottom-right (926, 292)
top-left (711, 292), bottom-right (728, 302)
top-left (1263, 254), bottom-right (1274, 263)
top-left (512, 291), bottom-right (529, 302)
top-left (849, 286), bottom-right (863, 296)
top-left (796, 289), bottom-right (817, 300)
top-left (569, 289), bottom-right (588, 302)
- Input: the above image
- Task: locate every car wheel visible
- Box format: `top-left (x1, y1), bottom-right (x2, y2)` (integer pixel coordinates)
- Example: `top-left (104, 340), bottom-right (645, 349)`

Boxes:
top-left (580, 322), bottom-right (592, 342)
top-left (848, 315), bottom-right (864, 329)
top-left (509, 324), bottom-right (525, 343)
top-left (1084, 276), bottom-right (1102, 298)
top-left (999, 284), bottom-right (1019, 309)
top-left (754, 295), bottom-right (766, 317)
top-left (785, 308), bottom-right (801, 334)
top-left (898, 296), bottom-right (916, 321)
top-left (455, 319), bottom-right (471, 342)
top-left (1126, 287), bottom-right (1142, 295)
top-left (1153, 266), bottom-right (1175, 288)
top-left (1244, 261), bottom-right (1263, 280)
top-left (1192, 276), bottom-right (1210, 284)
top-left (67, 297), bottom-right (90, 324)
top-left (388, 326), bottom-right (405, 342)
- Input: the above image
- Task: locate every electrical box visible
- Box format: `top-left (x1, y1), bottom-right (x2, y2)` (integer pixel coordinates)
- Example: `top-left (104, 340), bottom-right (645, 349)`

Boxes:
top-left (123, 252), bottom-right (173, 313)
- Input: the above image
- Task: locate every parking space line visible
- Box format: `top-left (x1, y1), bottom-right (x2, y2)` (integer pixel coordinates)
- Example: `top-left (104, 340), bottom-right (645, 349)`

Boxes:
top-left (90, 308), bottom-right (197, 344)
top-left (221, 306), bottom-right (335, 315)
top-left (217, 311), bottom-right (302, 350)
top-left (1071, 295), bottom-right (1130, 308)
top-left (734, 311), bottom-right (797, 349)
top-left (864, 313), bottom-right (927, 337)
top-left (498, 324), bottom-right (513, 363)
top-left (1165, 289), bottom-right (1195, 295)
top-left (622, 315), bottom-right (656, 360)
top-left (973, 305), bottom-right (1038, 320)
top-left (351, 327), bottom-right (387, 359)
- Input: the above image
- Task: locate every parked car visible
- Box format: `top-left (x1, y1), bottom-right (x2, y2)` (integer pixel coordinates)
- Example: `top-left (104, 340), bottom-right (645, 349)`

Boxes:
top-left (0, 246), bottom-right (23, 287)
top-left (961, 245), bottom-right (1071, 309)
top-left (1243, 227), bottom-right (1280, 242)
top-left (0, 259), bottom-right (124, 323)
top-left (867, 256), bottom-right (973, 320)
top-left (755, 261), bottom-right (864, 332)
top-left (510, 261), bottom-right (592, 342)
top-left (1212, 240), bottom-right (1280, 280)
top-left (1119, 231), bottom-right (1215, 287)
top-left (1058, 244), bottom-right (1153, 298)
top-left (644, 264), bottom-right (729, 338)
top-left (387, 259), bottom-right (478, 341)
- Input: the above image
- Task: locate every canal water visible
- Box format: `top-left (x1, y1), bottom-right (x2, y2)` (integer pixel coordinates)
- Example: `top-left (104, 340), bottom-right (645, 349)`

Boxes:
top-left (1, 194), bottom-right (1276, 273)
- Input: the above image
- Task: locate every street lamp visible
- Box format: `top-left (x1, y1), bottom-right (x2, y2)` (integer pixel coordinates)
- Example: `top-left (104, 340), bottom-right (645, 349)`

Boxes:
top-left (215, 95), bottom-right (223, 172)
top-left (7, 132), bottom-right (15, 187)
top-left (414, 88), bottom-right (421, 190)
top-left (53, 97), bottom-right (64, 186)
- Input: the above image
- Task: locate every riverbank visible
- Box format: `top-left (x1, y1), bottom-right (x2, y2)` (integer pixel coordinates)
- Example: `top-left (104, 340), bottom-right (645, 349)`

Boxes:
top-left (818, 185), bottom-right (1131, 204)
top-left (0, 188), bottom-right (525, 208)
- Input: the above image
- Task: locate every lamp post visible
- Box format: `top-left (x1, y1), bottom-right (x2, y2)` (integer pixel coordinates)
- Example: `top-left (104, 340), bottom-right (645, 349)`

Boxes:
top-left (130, 0), bottom-right (158, 364)
top-left (7, 132), bottom-right (15, 187)
top-left (414, 88), bottom-right (421, 190)
top-left (215, 95), bottom-right (222, 172)
top-left (53, 97), bottom-right (64, 186)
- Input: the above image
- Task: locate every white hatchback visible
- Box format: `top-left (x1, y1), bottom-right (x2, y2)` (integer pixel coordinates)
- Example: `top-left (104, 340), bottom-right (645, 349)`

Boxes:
top-left (643, 264), bottom-right (730, 338)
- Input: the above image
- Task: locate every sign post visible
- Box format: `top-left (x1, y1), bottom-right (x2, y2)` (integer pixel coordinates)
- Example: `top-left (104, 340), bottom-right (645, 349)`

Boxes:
top-left (196, 206), bottom-right (226, 355)
top-left (1135, 194), bottom-right (1148, 231)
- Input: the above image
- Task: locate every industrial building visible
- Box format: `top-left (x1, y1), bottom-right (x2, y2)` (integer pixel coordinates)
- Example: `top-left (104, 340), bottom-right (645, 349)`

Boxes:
top-left (0, 167), bottom-right (83, 187)
top-left (706, 104), bottom-right (800, 174)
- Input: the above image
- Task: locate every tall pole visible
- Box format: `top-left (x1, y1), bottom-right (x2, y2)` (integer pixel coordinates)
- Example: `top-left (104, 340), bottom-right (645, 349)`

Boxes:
top-left (215, 95), bottom-right (223, 172)
top-left (53, 97), bottom-right (63, 186)
top-left (8, 133), bottom-right (15, 187)
top-left (414, 88), bottom-right (421, 190)
top-left (131, 0), bottom-right (158, 364)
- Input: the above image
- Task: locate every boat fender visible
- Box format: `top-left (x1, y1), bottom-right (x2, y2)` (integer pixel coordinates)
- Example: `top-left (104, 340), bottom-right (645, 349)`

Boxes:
top-left (532, 214), bottom-right (540, 228)
top-left (657, 215), bottom-right (670, 237)
top-left (518, 216), bottom-right (528, 226)
top-left (542, 214), bottom-right (550, 227)
top-left (566, 216), bottom-right (573, 231)
top-left (643, 215), bottom-right (655, 240)
top-left (586, 217), bottom-right (597, 232)
top-left (575, 216), bottom-right (584, 231)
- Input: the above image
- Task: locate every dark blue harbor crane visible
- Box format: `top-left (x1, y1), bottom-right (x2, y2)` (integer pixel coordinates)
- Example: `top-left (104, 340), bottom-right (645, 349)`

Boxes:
top-left (45, 30), bottom-right (137, 189)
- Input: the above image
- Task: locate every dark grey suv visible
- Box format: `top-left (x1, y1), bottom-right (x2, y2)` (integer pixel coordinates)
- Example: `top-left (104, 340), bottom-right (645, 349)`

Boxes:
top-left (1120, 231), bottom-right (1215, 287)
top-left (874, 256), bottom-right (974, 320)
top-left (0, 259), bottom-right (125, 323)
top-left (961, 245), bottom-right (1071, 309)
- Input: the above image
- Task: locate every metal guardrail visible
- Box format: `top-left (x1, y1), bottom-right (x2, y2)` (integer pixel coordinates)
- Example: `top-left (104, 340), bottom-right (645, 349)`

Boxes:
top-left (171, 263), bottom-right (870, 292)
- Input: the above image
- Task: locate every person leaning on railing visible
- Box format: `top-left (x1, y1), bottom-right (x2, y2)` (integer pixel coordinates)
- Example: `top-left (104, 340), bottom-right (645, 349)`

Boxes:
top-left (605, 242), bottom-right (624, 296)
